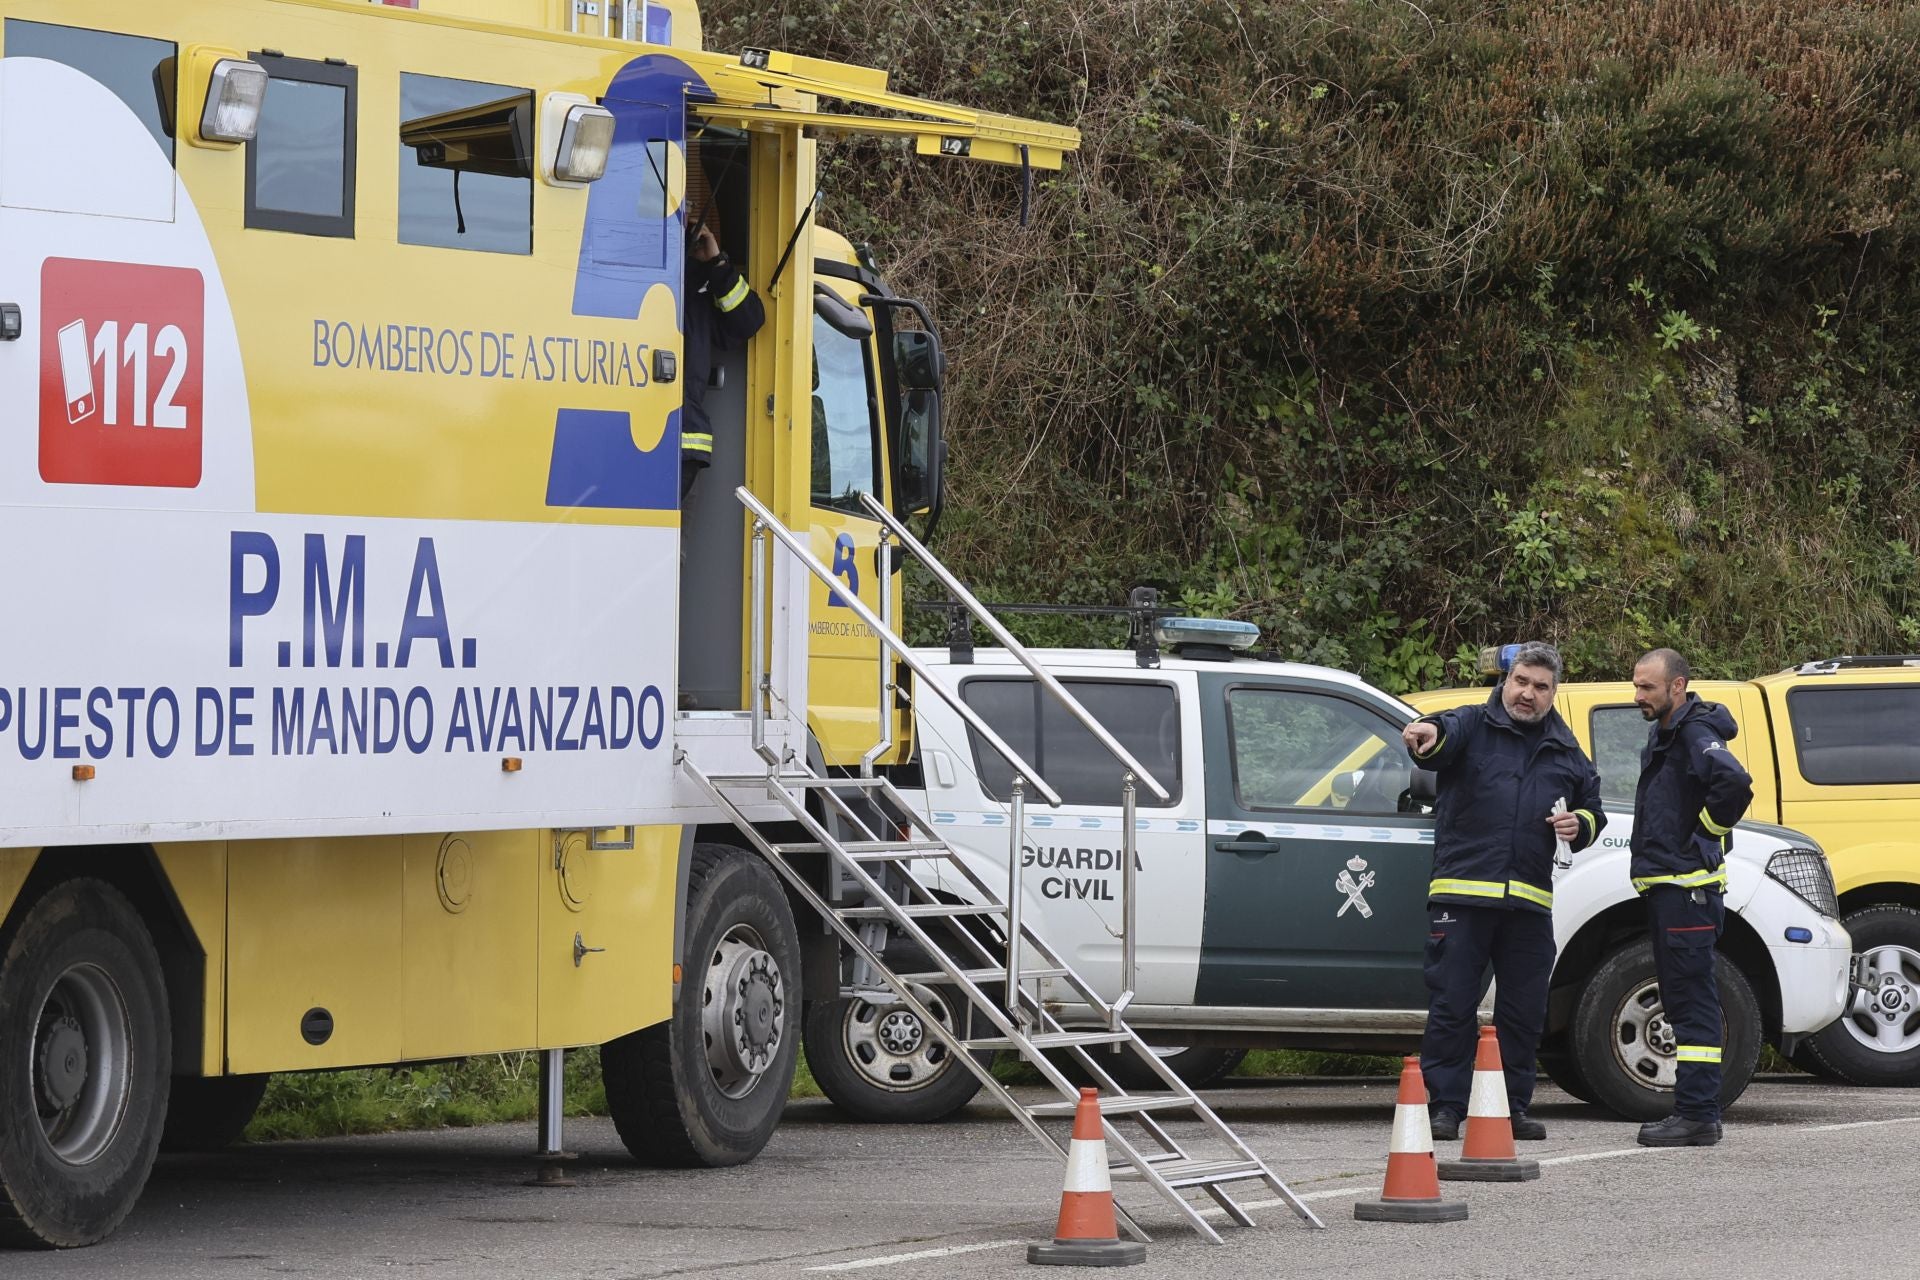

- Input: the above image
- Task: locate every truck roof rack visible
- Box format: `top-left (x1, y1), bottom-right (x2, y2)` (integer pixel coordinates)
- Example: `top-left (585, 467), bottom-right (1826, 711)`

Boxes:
top-left (1795, 655), bottom-right (1920, 675)
top-left (915, 587), bottom-right (1177, 668)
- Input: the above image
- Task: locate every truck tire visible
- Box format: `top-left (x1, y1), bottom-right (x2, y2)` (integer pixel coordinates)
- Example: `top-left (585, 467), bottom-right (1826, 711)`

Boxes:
top-left (1568, 937), bottom-right (1761, 1122)
top-left (1103, 1046), bottom-right (1247, 1090)
top-left (602, 845), bottom-right (800, 1167)
top-left (1536, 1039), bottom-right (1598, 1105)
top-left (1796, 905), bottom-right (1920, 1086)
top-left (803, 987), bottom-right (989, 1122)
top-left (0, 878), bottom-right (172, 1249)
top-left (160, 1075), bottom-right (269, 1153)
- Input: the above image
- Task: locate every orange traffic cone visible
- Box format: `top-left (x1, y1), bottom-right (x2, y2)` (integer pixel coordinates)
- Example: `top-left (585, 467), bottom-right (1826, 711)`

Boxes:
top-left (1439, 1027), bottom-right (1540, 1183)
top-left (1353, 1056), bottom-right (1469, 1223)
top-left (1028, 1088), bottom-right (1147, 1267)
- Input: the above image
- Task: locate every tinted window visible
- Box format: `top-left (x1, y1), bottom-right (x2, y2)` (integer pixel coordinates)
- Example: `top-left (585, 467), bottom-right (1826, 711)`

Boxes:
top-left (1787, 686), bottom-right (1920, 785)
top-left (811, 314), bottom-right (881, 511)
top-left (961, 678), bottom-right (1181, 807)
top-left (6, 20), bottom-right (175, 164)
top-left (247, 55), bottom-right (356, 237)
top-left (1227, 687), bottom-right (1413, 816)
top-left (398, 74), bottom-right (532, 255)
top-left (1589, 705), bottom-right (1648, 803)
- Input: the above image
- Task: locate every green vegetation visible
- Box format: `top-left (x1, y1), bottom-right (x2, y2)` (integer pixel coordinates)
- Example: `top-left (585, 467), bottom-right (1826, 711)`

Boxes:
top-left (703, 0), bottom-right (1920, 687)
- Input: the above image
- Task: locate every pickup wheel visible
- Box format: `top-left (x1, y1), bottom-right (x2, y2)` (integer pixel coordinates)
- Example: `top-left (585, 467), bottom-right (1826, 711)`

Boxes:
top-left (0, 879), bottom-right (172, 1249)
top-left (1103, 1046), bottom-right (1247, 1090)
top-left (602, 846), bottom-right (800, 1167)
top-left (803, 987), bottom-right (989, 1122)
top-left (1797, 906), bottom-right (1920, 1086)
top-left (1568, 937), bottom-right (1761, 1122)
top-left (1536, 1038), bottom-right (1598, 1105)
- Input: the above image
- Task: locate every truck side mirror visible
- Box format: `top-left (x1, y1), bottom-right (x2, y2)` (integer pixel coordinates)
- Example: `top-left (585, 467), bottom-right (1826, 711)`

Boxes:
top-left (1401, 768), bottom-right (1437, 813)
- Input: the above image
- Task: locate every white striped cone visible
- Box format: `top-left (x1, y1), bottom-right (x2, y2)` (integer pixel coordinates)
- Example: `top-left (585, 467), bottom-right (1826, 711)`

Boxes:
top-left (1439, 1027), bottom-right (1539, 1182)
top-left (1029, 1088), bottom-right (1146, 1266)
top-left (1355, 1056), bottom-right (1468, 1222)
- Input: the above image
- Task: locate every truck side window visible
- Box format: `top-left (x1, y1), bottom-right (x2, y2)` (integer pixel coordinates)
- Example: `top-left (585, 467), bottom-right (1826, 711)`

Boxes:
top-left (4, 20), bottom-right (176, 165)
top-left (247, 53), bottom-right (356, 238)
top-left (959, 678), bottom-right (1181, 807)
top-left (1588, 705), bottom-right (1646, 803)
top-left (810, 314), bottom-right (882, 510)
top-left (1786, 687), bottom-right (1920, 785)
top-left (1227, 687), bottom-right (1411, 816)
top-left (397, 74), bottom-right (533, 255)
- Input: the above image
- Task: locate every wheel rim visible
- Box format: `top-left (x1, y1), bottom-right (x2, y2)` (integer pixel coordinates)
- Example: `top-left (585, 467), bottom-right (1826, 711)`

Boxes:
top-left (840, 986), bottom-right (957, 1093)
top-left (700, 924), bottom-right (786, 1099)
top-left (32, 962), bottom-right (134, 1166)
top-left (1611, 977), bottom-right (1679, 1091)
top-left (1841, 944), bottom-right (1920, 1055)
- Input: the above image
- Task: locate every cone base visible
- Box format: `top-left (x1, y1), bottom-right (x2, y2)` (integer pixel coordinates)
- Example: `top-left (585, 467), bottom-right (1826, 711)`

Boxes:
top-left (1354, 1197), bottom-right (1469, 1223)
top-left (1438, 1156), bottom-right (1540, 1182)
top-left (1027, 1238), bottom-right (1148, 1267)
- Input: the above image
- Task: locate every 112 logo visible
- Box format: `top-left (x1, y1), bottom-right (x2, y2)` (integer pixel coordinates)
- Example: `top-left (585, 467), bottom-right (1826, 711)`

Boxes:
top-left (39, 257), bottom-right (205, 488)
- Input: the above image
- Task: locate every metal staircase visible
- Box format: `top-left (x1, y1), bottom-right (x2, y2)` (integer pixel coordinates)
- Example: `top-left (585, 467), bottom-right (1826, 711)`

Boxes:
top-left (689, 489), bottom-right (1324, 1243)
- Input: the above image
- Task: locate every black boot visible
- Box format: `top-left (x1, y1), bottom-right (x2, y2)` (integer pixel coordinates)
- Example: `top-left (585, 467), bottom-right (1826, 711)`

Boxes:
top-left (1430, 1106), bottom-right (1464, 1141)
top-left (1637, 1113), bottom-right (1722, 1147)
top-left (1509, 1109), bottom-right (1546, 1141)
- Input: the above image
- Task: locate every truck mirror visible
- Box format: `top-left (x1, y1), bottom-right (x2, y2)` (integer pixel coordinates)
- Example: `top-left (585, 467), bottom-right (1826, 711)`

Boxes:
top-left (893, 328), bottom-right (945, 391)
top-left (896, 387), bottom-right (943, 518)
top-left (812, 284), bottom-right (873, 340)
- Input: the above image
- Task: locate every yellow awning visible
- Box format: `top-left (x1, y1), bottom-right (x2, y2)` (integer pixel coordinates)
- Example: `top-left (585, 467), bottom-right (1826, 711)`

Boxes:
top-left (686, 47), bottom-right (1078, 170)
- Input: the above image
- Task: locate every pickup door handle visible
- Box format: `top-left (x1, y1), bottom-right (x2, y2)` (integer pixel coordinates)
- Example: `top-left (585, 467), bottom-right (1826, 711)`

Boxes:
top-left (1213, 836), bottom-right (1282, 857)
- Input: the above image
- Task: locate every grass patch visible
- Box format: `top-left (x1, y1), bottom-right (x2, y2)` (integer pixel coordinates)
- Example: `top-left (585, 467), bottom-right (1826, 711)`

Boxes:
top-left (1235, 1050), bottom-right (1401, 1078)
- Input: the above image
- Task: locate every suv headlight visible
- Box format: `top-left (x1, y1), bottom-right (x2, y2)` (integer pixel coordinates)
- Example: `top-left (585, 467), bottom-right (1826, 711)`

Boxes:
top-left (1767, 846), bottom-right (1839, 918)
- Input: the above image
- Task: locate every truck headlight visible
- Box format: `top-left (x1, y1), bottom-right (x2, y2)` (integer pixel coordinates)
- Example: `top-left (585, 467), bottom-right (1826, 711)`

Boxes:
top-left (1767, 846), bottom-right (1839, 918)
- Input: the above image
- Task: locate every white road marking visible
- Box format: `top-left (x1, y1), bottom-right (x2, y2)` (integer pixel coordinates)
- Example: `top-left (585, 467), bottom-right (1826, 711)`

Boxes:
top-left (804, 1240), bottom-right (1027, 1271)
top-left (1799, 1115), bottom-right (1920, 1132)
top-left (1540, 1146), bottom-right (1666, 1165)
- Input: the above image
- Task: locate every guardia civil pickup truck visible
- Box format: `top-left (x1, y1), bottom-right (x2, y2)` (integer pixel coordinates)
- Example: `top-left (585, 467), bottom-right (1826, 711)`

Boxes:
top-left (797, 619), bottom-right (1850, 1124)
top-left (1412, 653), bottom-right (1920, 1089)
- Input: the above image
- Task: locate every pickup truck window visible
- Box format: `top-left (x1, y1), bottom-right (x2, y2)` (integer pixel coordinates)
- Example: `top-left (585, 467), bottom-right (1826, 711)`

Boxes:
top-left (959, 677), bottom-right (1181, 807)
top-left (1226, 687), bottom-right (1411, 815)
top-left (1588, 705), bottom-right (1646, 802)
top-left (1785, 686), bottom-right (1920, 785)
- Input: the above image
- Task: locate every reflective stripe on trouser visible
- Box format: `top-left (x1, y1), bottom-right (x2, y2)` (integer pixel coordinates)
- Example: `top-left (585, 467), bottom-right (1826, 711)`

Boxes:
top-left (1420, 903), bottom-right (1556, 1115)
top-left (1646, 884), bottom-right (1727, 1122)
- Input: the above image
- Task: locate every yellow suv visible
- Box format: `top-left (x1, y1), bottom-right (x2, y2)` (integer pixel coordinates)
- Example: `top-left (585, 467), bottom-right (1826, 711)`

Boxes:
top-left (1410, 654), bottom-right (1919, 1088)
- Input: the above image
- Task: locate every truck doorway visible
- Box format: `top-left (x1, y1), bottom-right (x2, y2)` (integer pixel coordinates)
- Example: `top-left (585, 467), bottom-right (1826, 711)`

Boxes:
top-left (677, 125), bottom-right (754, 710)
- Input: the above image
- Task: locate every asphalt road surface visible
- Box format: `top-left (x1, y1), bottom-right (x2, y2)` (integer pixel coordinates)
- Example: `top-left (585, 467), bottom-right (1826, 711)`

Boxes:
top-left (11, 1074), bottom-right (1919, 1279)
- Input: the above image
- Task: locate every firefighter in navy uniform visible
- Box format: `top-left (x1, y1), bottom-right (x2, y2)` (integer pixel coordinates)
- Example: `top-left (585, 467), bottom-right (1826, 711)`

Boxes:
top-left (1401, 642), bottom-right (1606, 1141)
top-left (680, 223), bottom-right (766, 499)
top-left (1628, 648), bottom-right (1754, 1147)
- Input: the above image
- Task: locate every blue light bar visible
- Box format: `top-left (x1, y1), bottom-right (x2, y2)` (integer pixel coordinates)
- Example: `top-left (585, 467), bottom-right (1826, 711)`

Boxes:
top-left (1152, 616), bottom-right (1260, 650)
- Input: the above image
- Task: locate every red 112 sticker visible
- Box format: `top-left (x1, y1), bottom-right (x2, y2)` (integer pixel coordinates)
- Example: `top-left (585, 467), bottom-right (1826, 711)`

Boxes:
top-left (39, 257), bottom-right (205, 488)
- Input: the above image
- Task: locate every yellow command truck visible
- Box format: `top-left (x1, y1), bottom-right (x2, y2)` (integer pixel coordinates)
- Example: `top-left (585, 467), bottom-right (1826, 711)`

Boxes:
top-left (1412, 655), bottom-right (1920, 1089)
top-left (0, 0), bottom-right (1076, 1247)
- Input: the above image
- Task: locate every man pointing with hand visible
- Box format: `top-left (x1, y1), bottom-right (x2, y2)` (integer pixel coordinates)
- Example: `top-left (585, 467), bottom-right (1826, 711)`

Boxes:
top-left (1402, 641), bottom-right (1607, 1141)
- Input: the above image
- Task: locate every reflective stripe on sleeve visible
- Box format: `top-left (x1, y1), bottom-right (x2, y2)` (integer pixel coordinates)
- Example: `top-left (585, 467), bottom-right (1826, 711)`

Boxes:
top-left (1506, 879), bottom-right (1553, 909)
top-left (682, 432), bottom-right (714, 455)
top-left (1632, 863), bottom-right (1730, 893)
top-left (1430, 877), bottom-right (1506, 899)
top-left (715, 276), bottom-right (751, 312)
top-left (1675, 1045), bottom-right (1723, 1064)
top-left (1575, 809), bottom-right (1597, 841)
top-left (1699, 807), bottom-right (1733, 837)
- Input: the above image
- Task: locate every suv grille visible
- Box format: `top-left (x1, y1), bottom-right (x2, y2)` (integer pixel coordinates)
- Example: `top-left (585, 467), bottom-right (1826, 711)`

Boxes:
top-left (1767, 847), bottom-right (1839, 917)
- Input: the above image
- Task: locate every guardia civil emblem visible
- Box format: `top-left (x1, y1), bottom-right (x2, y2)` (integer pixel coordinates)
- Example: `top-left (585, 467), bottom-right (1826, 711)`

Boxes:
top-left (1335, 854), bottom-right (1376, 919)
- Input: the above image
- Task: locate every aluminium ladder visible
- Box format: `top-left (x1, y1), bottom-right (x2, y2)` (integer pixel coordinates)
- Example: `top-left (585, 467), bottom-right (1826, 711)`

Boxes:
top-left (683, 489), bottom-right (1325, 1243)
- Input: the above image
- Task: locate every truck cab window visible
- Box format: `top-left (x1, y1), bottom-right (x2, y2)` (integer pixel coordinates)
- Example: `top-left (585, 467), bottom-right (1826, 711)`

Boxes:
top-left (247, 54), bottom-right (356, 237)
top-left (960, 677), bottom-right (1182, 807)
top-left (397, 73), bottom-right (533, 255)
top-left (1227, 687), bottom-right (1411, 815)
top-left (1786, 686), bottom-right (1920, 785)
top-left (1588, 705), bottom-right (1647, 803)
top-left (810, 314), bottom-right (881, 511)
top-left (4, 20), bottom-right (175, 164)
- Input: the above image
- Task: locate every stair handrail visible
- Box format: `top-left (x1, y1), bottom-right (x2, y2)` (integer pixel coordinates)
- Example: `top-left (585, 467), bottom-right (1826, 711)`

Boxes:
top-left (733, 487), bottom-right (1065, 808)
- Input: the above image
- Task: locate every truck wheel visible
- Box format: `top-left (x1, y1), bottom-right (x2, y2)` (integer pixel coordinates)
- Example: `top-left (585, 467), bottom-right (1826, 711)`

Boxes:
top-left (0, 879), bottom-right (172, 1249)
top-left (160, 1075), bottom-right (269, 1152)
top-left (803, 986), bottom-right (989, 1122)
top-left (1797, 905), bottom-right (1920, 1086)
top-left (602, 846), bottom-right (800, 1166)
top-left (1568, 937), bottom-right (1761, 1122)
top-left (1104, 1046), bottom-right (1247, 1090)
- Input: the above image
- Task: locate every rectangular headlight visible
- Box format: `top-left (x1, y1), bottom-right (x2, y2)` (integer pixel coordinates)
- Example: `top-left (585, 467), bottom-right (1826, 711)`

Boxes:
top-left (555, 104), bottom-right (615, 184)
top-left (200, 58), bottom-right (269, 144)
